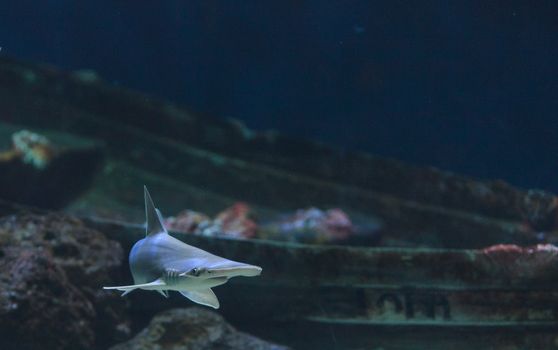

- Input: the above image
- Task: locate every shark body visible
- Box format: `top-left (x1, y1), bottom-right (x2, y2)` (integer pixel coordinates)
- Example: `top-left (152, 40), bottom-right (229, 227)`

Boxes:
top-left (103, 187), bottom-right (262, 308)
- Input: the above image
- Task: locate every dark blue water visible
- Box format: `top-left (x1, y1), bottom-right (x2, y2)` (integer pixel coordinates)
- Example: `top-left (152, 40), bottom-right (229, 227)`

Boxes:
top-left (2, 1), bottom-right (558, 190)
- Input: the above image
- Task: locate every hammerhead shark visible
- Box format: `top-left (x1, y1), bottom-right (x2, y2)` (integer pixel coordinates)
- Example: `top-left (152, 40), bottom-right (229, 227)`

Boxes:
top-left (103, 187), bottom-right (262, 309)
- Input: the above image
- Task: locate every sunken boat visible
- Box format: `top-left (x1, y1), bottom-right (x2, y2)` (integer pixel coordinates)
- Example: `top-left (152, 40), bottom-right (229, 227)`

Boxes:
top-left (1, 57), bottom-right (558, 349)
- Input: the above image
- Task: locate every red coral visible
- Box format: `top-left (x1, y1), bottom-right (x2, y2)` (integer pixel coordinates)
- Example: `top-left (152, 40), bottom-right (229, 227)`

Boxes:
top-left (213, 202), bottom-right (257, 239)
top-left (322, 208), bottom-right (353, 240)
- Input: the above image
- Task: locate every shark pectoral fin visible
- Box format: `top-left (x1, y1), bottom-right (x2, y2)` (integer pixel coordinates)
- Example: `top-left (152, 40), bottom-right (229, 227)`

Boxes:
top-left (179, 289), bottom-right (220, 309)
top-left (157, 290), bottom-right (169, 298)
top-left (103, 285), bottom-right (137, 291)
top-left (103, 278), bottom-right (167, 296)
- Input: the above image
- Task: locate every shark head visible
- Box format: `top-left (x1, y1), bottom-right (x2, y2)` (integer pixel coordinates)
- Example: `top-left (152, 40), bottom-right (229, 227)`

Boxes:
top-left (103, 186), bottom-right (263, 309)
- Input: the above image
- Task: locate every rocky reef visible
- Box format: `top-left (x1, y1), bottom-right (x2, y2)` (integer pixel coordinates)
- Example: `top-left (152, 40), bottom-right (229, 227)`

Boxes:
top-left (0, 213), bottom-right (128, 349)
top-left (0, 211), bottom-right (289, 350)
top-left (110, 308), bottom-right (289, 350)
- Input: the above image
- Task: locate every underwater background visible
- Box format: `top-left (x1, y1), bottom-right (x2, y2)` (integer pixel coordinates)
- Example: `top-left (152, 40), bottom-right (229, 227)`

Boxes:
top-left (1, 1), bottom-right (558, 349)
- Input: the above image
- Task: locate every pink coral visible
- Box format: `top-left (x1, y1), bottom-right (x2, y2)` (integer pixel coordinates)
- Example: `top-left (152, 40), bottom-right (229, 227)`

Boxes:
top-left (276, 207), bottom-right (354, 242)
top-left (163, 210), bottom-right (211, 234)
top-left (481, 244), bottom-right (558, 279)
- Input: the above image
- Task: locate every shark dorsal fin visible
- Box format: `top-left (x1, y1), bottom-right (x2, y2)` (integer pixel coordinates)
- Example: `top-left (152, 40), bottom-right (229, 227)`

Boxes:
top-left (144, 186), bottom-right (168, 236)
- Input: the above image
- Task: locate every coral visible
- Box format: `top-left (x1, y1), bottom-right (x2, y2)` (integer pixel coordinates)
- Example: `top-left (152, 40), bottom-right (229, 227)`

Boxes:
top-left (268, 207), bottom-right (354, 243)
top-left (165, 203), bottom-right (359, 243)
top-left (11, 129), bottom-right (55, 169)
top-left (163, 209), bottom-right (211, 234)
top-left (165, 203), bottom-right (257, 239)
top-left (481, 243), bottom-right (558, 279)
top-left (0, 129), bottom-right (54, 168)
top-left (211, 202), bottom-right (257, 239)
top-left (160, 193), bottom-right (378, 245)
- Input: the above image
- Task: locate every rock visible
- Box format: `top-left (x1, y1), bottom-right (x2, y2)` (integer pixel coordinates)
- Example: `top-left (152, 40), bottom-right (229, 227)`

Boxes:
top-left (0, 212), bottom-right (130, 349)
top-left (110, 308), bottom-right (290, 350)
top-left (0, 244), bottom-right (95, 350)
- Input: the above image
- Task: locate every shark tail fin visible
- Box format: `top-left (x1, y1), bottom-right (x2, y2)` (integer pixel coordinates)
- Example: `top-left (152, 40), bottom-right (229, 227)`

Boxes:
top-left (144, 186), bottom-right (168, 236)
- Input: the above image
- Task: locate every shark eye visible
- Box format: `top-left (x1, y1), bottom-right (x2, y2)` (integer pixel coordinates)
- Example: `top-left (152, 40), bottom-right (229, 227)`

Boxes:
top-left (191, 268), bottom-right (200, 276)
